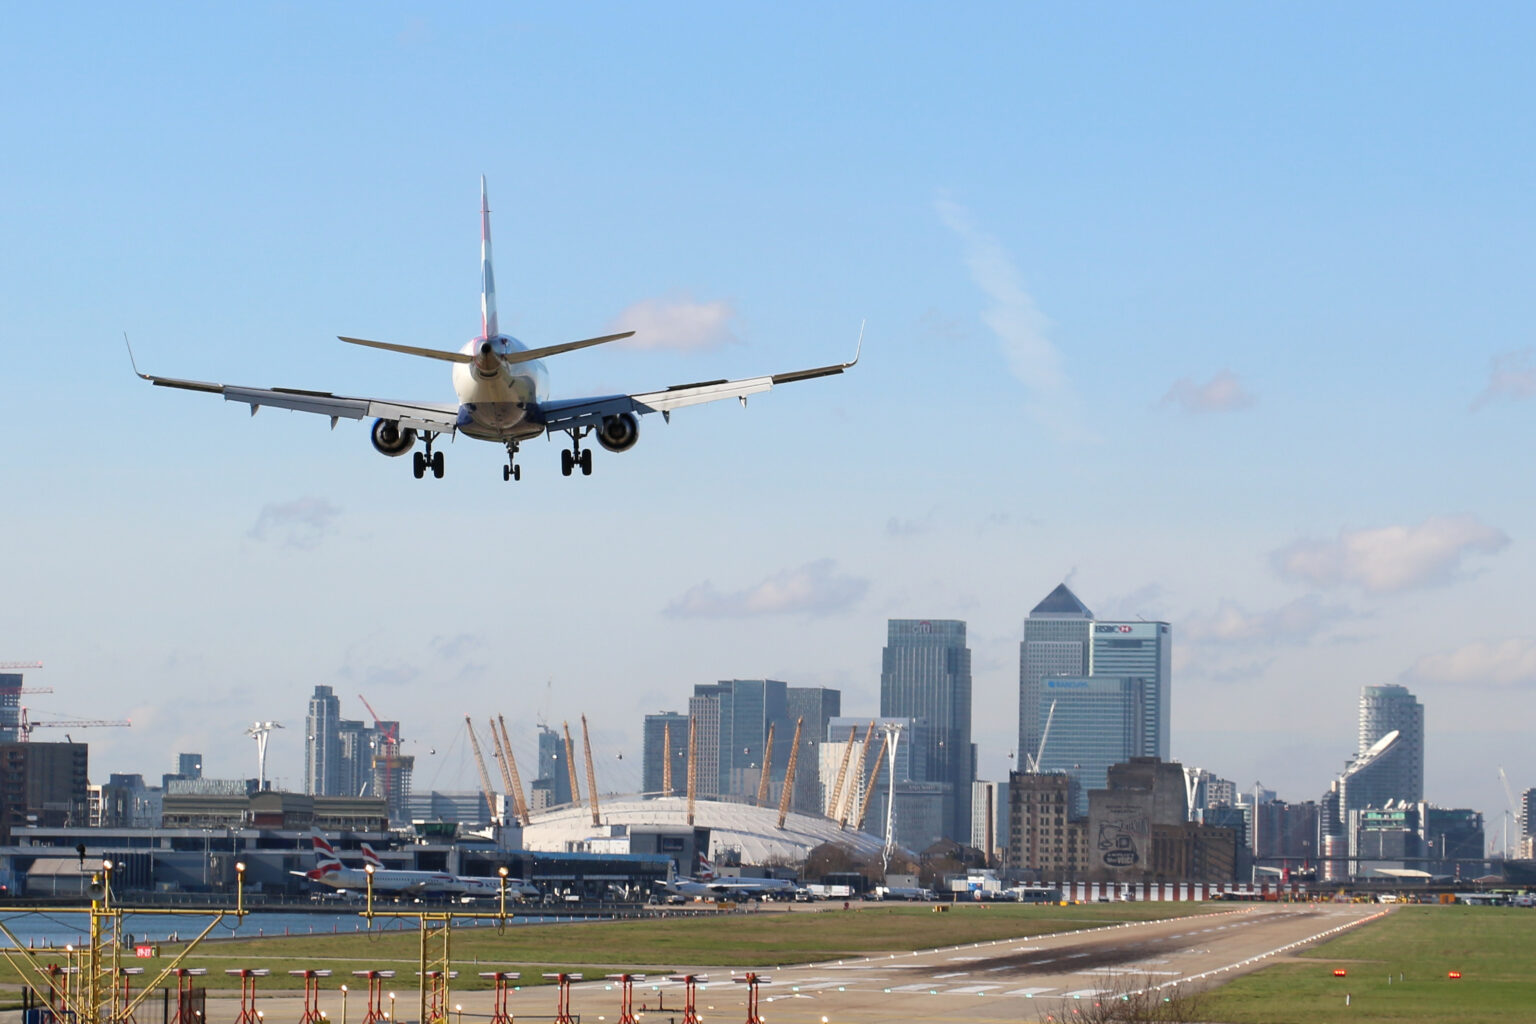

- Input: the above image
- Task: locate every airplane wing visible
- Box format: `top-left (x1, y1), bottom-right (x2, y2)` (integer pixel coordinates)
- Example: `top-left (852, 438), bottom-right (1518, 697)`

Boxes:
top-left (536, 345), bottom-right (860, 434)
top-left (130, 361), bottom-right (461, 435)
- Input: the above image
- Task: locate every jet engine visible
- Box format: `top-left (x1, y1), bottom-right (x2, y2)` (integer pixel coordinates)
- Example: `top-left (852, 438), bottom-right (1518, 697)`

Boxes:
top-left (596, 413), bottom-right (640, 453)
top-left (370, 418), bottom-right (418, 457)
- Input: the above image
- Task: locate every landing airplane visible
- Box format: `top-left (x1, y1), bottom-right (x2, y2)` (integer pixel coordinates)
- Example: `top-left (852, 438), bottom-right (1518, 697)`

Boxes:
top-left (130, 178), bottom-right (859, 481)
top-left (656, 854), bottom-right (797, 900)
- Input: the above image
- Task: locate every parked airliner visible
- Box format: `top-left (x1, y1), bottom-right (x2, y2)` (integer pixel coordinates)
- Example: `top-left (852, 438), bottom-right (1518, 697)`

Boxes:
top-left (656, 854), bottom-right (796, 900)
top-left (295, 831), bottom-right (536, 898)
top-left (130, 178), bottom-right (859, 481)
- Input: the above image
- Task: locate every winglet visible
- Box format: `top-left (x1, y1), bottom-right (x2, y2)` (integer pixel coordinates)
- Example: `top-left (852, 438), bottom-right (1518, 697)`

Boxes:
top-left (850, 318), bottom-right (865, 367)
top-left (123, 332), bottom-right (149, 380)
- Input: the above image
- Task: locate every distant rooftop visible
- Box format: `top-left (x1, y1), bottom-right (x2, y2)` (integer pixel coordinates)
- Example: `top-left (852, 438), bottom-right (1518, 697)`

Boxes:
top-left (1030, 583), bottom-right (1094, 618)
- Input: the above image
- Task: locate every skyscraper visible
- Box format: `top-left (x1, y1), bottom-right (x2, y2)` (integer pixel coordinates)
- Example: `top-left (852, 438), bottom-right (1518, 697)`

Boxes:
top-left (881, 620), bottom-right (973, 843)
top-left (1019, 585), bottom-right (1094, 767)
top-left (1357, 684), bottom-right (1424, 803)
top-left (1092, 621), bottom-right (1172, 760)
top-left (642, 712), bottom-right (689, 796)
top-left (690, 680), bottom-right (791, 801)
top-left (536, 725), bottom-right (572, 806)
top-left (304, 685), bottom-right (341, 796)
top-left (1035, 675), bottom-right (1163, 815)
top-left (785, 685), bottom-right (841, 813)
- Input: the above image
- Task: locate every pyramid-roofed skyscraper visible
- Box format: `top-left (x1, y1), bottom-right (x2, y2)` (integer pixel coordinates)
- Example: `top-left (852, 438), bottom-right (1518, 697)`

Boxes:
top-left (1018, 583), bottom-right (1094, 765)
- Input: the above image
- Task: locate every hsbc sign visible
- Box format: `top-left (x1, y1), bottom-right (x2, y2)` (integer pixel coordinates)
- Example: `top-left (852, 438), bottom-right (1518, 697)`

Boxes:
top-left (1095, 625), bottom-right (1134, 634)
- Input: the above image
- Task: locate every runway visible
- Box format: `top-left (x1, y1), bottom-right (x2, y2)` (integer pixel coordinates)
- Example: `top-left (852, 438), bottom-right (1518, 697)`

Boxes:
top-left (209, 902), bottom-right (1388, 1023)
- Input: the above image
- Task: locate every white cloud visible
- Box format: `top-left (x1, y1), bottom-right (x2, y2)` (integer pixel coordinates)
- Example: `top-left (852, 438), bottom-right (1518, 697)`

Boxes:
top-left (936, 197), bottom-right (1087, 440)
top-left (1272, 515), bottom-right (1510, 594)
top-left (247, 498), bottom-right (341, 549)
top-left (1471, 349), bottom-right (1536, 409)
top-left (1407, 637), bottom-right (1536, 689)
top-left (1184, 594), bottom-right (1348, 645)
top-left (611, 295), bottom-right (737, 352)
top-left (1162, 369), bottom-right (1256, 413)
top-left (665, 559), bottom-right (868, 618)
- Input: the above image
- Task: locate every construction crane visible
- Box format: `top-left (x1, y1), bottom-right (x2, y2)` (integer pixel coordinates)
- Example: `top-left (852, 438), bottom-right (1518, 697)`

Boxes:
top-left (662, 721), bottom-right (674, 795)
top-left (580, 714), bottom-right (601, 827)
top-left (245, 721), bottom-right (283, 789)
top-left (19, 713), bottom-right (130, 741)
top-left (1023, 700), bottom-right (1058, 772)
top-left (775, 717), bottom-right (804, 830)
top-left (1499, 766), bottom-right (1521, 859)
top-left (358, 693), bottom-right (404, 813)
top-left (464, 717), bottom-right (500, 827)
top-left (495, 715), bottom-right (530, 825)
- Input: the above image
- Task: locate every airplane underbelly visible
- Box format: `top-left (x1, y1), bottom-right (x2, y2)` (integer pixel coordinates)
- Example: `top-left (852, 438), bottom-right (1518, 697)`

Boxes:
top-left (454, 367), bottom-right (544, 442)
top-left (457, 402), bottom-right (543, 442)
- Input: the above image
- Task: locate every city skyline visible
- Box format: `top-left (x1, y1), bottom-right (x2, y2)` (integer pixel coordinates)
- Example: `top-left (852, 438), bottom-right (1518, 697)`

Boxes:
top-left (5, 4), bottom-right (1536, 837)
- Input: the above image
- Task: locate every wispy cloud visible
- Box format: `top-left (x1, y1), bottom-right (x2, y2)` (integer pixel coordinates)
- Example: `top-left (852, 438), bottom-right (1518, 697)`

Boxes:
top-left (1407, 637), bottom-right (1536, 690)
top-left (1184, 594), bottom-right (1349, 645)
top-left (665, 559), bottom-right (868, 618)
top-left (1272, 515), bottom-right (1510, 595)
top-left (1471, 349), bottom-right (1536, 409)
top-left (612, 295), bottom-right (737, 352)
top-left (1161, 369), bottom-right (1256, 413)
top-left (247, 498), bottom-right (341, 549)
top-left (936, 197), bottom-right (1087, 440)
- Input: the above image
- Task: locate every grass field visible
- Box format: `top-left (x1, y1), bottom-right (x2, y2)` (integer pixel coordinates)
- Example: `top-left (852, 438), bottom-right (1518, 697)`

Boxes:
top-left (0, 901), bottom-right (1226, 992)
top-left (1202, 905), bottom-right (1536, 1024)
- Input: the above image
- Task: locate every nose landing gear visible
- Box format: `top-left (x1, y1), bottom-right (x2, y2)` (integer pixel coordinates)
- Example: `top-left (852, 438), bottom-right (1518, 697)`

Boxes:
top-left (503, 440), bottom-right (522, 482)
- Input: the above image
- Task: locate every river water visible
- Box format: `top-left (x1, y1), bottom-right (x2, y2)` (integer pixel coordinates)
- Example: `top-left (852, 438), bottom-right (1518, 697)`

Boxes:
top-left (0, 910), bottom-right (573, 948)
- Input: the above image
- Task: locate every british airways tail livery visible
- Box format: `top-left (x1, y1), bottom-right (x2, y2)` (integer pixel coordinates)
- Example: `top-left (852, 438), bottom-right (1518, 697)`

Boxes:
top-left (131, 178), bottom-right (860, 482)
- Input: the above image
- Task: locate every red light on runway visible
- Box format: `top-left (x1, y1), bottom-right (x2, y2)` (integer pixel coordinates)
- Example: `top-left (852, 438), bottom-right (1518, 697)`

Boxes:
top-left (1448, 971), bottom-right (1462, 980)
top-left (1333, 969), bottom-right (1347, 977)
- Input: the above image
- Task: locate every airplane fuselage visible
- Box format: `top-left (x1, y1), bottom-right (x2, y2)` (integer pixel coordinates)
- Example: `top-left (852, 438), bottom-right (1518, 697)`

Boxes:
top-left (451, 334), bottom-right (548, 442)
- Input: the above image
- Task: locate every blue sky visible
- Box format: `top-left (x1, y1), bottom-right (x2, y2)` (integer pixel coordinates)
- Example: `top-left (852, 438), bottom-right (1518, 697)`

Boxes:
top-left (4, 3), bottom-right (1535, 843)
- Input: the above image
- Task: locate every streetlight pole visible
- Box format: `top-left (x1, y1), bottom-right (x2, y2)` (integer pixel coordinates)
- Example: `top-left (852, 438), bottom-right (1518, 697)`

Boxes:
top-left (340, 984), bottom-right (348, 1024)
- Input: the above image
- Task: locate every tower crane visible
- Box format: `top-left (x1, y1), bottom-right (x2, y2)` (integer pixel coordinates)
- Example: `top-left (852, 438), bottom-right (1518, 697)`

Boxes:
top-left (19, 711), bottom-right (130, 742)
top-left (1499, 766), bottom-right (1520, 859)
top-left (358, 693), bottom-right (403, 810)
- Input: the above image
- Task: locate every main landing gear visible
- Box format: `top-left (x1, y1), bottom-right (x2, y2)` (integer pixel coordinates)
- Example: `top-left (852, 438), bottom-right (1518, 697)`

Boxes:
top-left (560, 429), bottom-right (594, 477)
top-left (503, 440), bottom-right (522, 482)
top-left (412, 432), bottom-right (445, 480)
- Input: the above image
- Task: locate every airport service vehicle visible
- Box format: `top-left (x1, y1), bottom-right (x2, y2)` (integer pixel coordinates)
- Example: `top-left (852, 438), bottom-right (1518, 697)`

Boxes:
top-left (131, 178), bottom-right (858, 481)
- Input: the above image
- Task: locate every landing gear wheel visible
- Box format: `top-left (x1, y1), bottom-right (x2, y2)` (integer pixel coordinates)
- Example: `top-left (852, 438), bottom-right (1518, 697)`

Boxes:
top-left (503, 465), bottom-right (512, 481)
top-left (413, 452), bottom-right (426, 479)
top-left (579, 449), bottom-right (593, 476)
top-left (561, 449), bottom-right (574, 477)
top-left (513, 465), bottom-right (521, 481)
top-left (431, 450), bottom-right (444, 479)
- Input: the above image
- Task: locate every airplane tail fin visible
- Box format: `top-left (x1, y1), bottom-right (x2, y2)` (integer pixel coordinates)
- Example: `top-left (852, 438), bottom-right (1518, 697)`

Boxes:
top-left (481, 175), bottom-right (498, 339)
top-left (361, 842), bottom-right (384, 869)
top-left (696, 854), bottom-right (715, 881)
top-left (308, 829), bottom-right (342, 880)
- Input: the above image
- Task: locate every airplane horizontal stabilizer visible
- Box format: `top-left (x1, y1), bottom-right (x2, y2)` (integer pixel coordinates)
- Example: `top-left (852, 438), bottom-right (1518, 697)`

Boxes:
top-left (501, 331), bottom-right (635, 365)
top-left (338, 337), bottom-right (473, 363)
